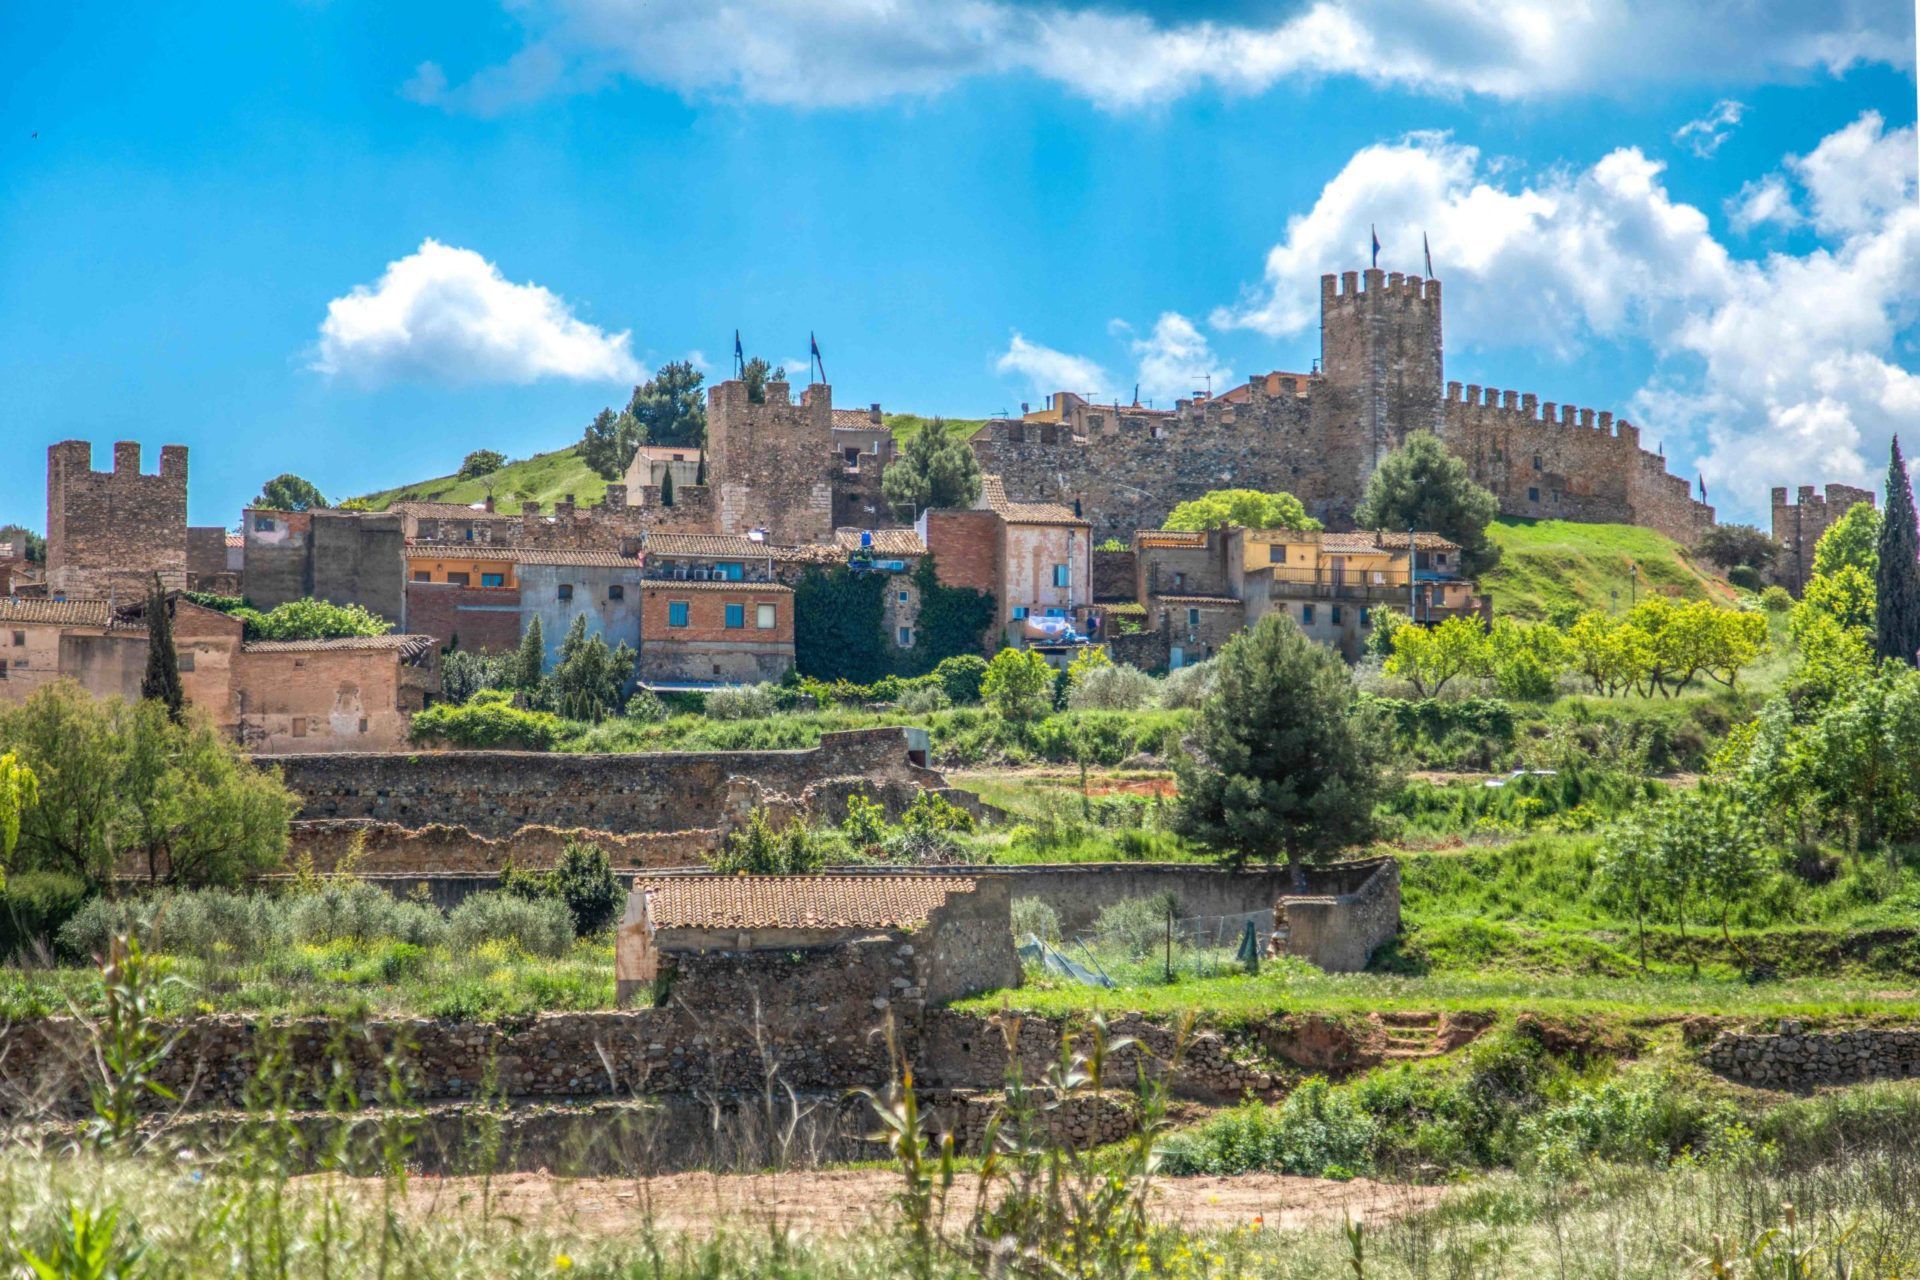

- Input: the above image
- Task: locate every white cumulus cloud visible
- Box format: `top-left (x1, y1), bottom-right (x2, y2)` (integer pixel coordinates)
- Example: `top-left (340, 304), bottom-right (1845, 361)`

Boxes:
top-left (1127, 312), bottom-right (1233, 404)
top-left (1212, 113), bottom-right (1920, 519)
top-left (313, 240), bottom-right (639, 385)
top-left (995, 333), bottom-right (1111, 400)
top-left (1672, 99), bottom-right (1745, 157)
top-left (406, 0), bottom-right (1912, 113)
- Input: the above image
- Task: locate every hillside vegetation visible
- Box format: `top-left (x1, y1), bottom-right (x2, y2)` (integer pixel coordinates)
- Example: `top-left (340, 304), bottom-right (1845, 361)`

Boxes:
top-left (352, 446), bottom-right (608, 514)
top-left (1481, 518), bottom-right (1737, 619)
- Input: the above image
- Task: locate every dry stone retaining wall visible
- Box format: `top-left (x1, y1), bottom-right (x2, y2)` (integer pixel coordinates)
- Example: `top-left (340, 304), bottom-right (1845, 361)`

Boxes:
top-left (1702, 1026), bottom-right (1920, 1088)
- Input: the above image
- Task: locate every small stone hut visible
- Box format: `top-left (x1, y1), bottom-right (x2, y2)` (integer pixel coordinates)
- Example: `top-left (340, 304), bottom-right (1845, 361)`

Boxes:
top-left (615, 874), bottom-right (1018, 1010)
top-left (1271, 857), bottom-right (1401, 973)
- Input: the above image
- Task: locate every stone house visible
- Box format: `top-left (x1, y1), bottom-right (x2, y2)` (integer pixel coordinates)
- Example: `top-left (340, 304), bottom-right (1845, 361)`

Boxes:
top-left (0, 597), bottom-right (142, 704)
top-left (920, 475), bottom-right (1090, 655)
top-left (240, 506), bottom-right (406, 624)
top-left (637, 580), bottom-right (795, 687)
top-left (622, 443), bottom-right (705, 499)
top-left (614, 873), bottom-right (1018, 1010)
top-left (836, 528), bottom-right (927, 651)
top-left (402, 546), bottom-right (523, 653)
top-left (513, 549), bottom-right (645, 678)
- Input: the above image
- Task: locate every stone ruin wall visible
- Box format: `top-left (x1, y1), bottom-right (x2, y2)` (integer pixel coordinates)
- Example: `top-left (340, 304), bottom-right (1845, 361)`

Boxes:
top-left (45, 441), bottom-right (188, 602)
top-left (706, 379), bottom-right (837, 544)
top-left (1703, 1026), bottom-right (1920, 1089)
top-left (1772, 483), bottom-right (1876, 592)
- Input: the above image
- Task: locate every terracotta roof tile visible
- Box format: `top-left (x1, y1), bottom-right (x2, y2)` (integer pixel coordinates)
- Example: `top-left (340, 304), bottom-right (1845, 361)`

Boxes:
top-left (1321, 531), bottom-right (1461, 554)
top-left (390, 501), bottom-right (513, 518)
top-left (831, 409), bottom-right (884, 430)
top-left (0, 597), bottom-right (113, 626)
top-left (1152, 594), bottom-right (1243, 607)
top-left (244, 634), bottom-right (437, 662)
top-left (980, 476), bottom-right (1089, 527)
top-left (639, 580), bottom-right (793, 593)
top-left (834, 528), bottom-right (927, 556)
top-left (512, 548), bottom-right (642, 567)
top-left (637, 875), bottom-right (975, 932)
top-left (1134, 530), bottom-right (1210, 548)
top-left (643, 532), bottom-right (782, 558)
top-left (404, 544), bottom-right (524, 562)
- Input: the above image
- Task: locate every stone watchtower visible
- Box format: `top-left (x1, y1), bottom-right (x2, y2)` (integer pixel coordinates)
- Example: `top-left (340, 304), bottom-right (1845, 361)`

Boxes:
top-left (1772, 482), bottom-right (1876, 593)
top-left (46, 440), bottom-right (189, 603)
top-left (705, 378), bottom-right (836, 544)
top-left (1311, 269), bottom-right (1445, 515)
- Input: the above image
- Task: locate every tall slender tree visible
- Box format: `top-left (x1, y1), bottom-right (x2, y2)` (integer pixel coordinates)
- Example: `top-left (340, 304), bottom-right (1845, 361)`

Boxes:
top-left (1876, 435), bottom-right (1920, 667)
top-left (513, 616), bottom-right (546, 690)
top-left (140, 575), bottom-right (184, 722)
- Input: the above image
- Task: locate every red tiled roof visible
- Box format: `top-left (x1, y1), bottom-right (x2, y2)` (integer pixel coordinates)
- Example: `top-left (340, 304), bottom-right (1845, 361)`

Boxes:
top-left (511, 548), bottom-right (642, 567)
top-left (1321, 531), bottom-right (1460, 554)
top-left (980, 476), bottom-right (1088, 527)
top-left (0, 597), bottom-right (113, 626)
top-left (1152, 594), bottom-right (1242, 607)
top-left (831, 409), bottom-right (885, 430)
top-left (404, 544), bottom-right (523, 562)
top-left (1134, 530), bottom-right (1210, 548)
top-left (643, 532), bottom-right (780, 558)
top-left (639, 580), bottom-right (792, 593)
top-left (244, 634), bottom-right (437, 662)
top-left (834, 528), bottom-right (927, 556)
top-left (637, 875), bottom-right (975, 931)
top-left (390, 501), bottom-right (511, 518)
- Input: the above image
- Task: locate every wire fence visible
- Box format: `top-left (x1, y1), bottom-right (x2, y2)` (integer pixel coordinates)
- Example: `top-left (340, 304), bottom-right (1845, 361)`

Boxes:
top-left (1019, 908), bottom-right (1274, 988)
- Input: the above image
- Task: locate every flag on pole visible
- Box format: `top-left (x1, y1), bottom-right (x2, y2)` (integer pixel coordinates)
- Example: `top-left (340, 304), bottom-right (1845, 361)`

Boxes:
top-left (1371, 225), bottom-right (1381, 268)
top-left (733, 330), bottom-right (744, 377)
top-left (1423, 231), bottom-right (1433, 279)
top-left (1698, 474), bottom-right (1708, 502)
top-left (1132, 382), bottom-right (1140, 406)
top-left (810, 331), bottom-right (824, 382)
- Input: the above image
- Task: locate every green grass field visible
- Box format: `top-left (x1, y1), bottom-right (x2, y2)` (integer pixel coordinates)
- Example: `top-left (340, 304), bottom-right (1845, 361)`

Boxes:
top-left (1481, 518), bottom-right (1739, 620)
top-left (350, 445), bottom-right (609, 514)
top-left (882, 412), bottom-right (991, 443)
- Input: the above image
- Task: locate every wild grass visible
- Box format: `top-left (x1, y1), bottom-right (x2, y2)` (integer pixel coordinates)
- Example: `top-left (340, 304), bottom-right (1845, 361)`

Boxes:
top-left (1481, 517), bottom-right (1738, 620)
top-left (350, 445), bottom-right (608, 514)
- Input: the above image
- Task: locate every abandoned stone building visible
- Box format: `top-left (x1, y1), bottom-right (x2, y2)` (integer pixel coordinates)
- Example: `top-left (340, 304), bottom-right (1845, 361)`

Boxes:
top-left (0, 597), bottom-right (142, 704)
top-left (614, 873), bottom-right (1017, 1011)
top-left (242, 506), bottom-right (406, 622)
top-left (1772, 482), bottom-right (1876, 594)
top-left (970, 270), bottom-right (1716, 547)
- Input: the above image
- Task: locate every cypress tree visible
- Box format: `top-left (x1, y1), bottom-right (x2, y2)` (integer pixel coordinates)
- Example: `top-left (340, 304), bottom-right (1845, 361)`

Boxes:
top-left (513, 616), bottom-right (546, 690)
top-left (140, 574), bottom-right (185, 721)
top-left (1876, 435), bottom-right (1920, 666)
top-left (660, 464), bottom-right (676, 507)
top-left (695, 450), bottom-right (706, 487)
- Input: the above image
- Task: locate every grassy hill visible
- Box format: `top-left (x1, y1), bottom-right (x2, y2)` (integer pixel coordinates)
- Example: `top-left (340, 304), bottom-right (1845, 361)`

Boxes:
top-left (350, 447), bottom-right (608, 514)
top-left (352, 413), bottom-right (984, 512)
top-left (1480, 517), bottom-right (1739, 619)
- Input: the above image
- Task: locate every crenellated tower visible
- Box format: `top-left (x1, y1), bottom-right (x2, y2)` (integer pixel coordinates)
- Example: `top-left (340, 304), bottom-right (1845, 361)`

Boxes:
top-left (1315, 268), bottom-right (1445, 499)
top-left (46, 440), bottom-right (188, 602)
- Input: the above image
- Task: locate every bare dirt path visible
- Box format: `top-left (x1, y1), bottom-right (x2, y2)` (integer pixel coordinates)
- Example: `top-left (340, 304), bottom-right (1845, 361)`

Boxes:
top-left (353, 1168), bottom-right (1445, 1238)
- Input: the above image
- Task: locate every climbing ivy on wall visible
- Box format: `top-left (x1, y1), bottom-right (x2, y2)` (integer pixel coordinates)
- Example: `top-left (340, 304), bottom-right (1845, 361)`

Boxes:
top-left (904, 557), bottom-right (995, 673)
top-left (793, 566), bottom-right (891, 683)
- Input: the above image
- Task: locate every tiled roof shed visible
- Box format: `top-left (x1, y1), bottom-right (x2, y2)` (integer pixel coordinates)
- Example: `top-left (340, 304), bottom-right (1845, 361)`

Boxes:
top-left (636, 875), bottom-right (976, 933)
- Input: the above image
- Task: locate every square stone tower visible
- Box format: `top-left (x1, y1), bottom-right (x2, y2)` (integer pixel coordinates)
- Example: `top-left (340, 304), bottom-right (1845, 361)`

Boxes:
top-left (705, 379), bottom-right (836, 544)
top-left (46, 440), bottom-right (189, 602)
top-left (1313, 269), bottom-right (1445, 512)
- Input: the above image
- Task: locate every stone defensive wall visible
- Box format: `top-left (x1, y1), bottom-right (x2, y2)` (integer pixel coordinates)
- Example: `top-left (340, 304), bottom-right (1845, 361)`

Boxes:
top-left (275, 728), bottom-right (941, 840)
top-left (1438, 381), bottom-right (1714, 545)
top-left (1701, 1026), bottom-right (1920, 1089)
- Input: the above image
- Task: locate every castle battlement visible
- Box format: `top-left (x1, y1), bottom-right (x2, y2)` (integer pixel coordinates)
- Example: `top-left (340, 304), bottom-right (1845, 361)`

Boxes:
top-left (1321, 268), bottom-right (1440, 306)
top-left (46, 439), bottom-right (189, 602)
top-left (1446, 381), bottom-right (1638, 443)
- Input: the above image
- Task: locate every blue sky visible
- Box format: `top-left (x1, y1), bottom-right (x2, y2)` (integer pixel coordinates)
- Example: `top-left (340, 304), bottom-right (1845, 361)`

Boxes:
top-left (2, 1), bottom-right (1915, 529)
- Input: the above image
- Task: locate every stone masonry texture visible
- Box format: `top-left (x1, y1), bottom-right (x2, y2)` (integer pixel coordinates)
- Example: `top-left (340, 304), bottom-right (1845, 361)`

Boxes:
top-left (46, 440), bottom-right (188, 603)
top-left (1771, 483), bottom-right (1876, 593)
top-left (970, 271), bottom-right (1714, 546)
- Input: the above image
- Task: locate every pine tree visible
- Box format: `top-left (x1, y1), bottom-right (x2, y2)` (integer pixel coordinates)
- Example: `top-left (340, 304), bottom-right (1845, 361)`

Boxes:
top-left (1876, 435), bottom-right (1920, 667)
top-left (140, 574), bottom-right (185, 722)
top-left (513, 616), bottom-right (546, 690)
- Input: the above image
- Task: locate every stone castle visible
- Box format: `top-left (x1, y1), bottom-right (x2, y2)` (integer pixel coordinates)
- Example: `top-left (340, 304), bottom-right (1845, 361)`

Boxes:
top-left (1771, 482), bottom-right (1877, 593)
top-left (46, 440), bottom-right (189, 602)
top-left (971, 268), bottom-right (1717, 546)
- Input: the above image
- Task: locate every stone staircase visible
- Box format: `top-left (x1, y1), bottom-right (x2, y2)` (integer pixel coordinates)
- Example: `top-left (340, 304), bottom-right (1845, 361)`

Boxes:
top-left (1374, 1011), bottom-right (1445, 1063)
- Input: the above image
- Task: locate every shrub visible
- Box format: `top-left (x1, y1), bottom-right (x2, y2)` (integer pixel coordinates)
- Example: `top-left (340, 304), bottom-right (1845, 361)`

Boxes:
top-left (1011, 896), bottom-right (1061, 943)
top-left (551, 841), bottom-right (622, 936)
top-left (1727, 564), bottom-right (1764, 592)
top-left (841, 794), bottom-right (890, 847)
top-left (934, 655), bottom-right (990, 705)
top-left (703, 683), bottom-right (781, 720)
top-left (287, 882), bottom-right (445, 948)
top-left (0, 871), bottom-right (88, 959)
top-left (447, 891), bottom-right (573, 958)
top-left (1091, 893), bottom-right (1179, 957)
top-left (1157, 659), bottom-right (1217, 709)
top-left (982, 649), bottom-right (1055, 722)
top-left (1761, 585), bottom-right (1793, 612)
top-left (897, 684), bottom-right (952, 713)
top-left (623, 688), bottom-right (669, 723)
top-left (900, 789), bottom-right (975, 835)
top-left (410, 699), bottom-right (561, 750)
top-left (709, 810), bottom-right (827, 875)
top-left (1160, 1080), bottom-right (1378, 1178)
top-left (1066, 662), bottom-right (1158, 711)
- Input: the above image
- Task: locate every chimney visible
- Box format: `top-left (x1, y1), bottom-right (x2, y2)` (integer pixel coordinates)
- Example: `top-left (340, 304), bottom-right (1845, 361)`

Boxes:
top-left (483, 495), bottom-right (495, 513)
top-left (869, 402), bottom-right (882, 425)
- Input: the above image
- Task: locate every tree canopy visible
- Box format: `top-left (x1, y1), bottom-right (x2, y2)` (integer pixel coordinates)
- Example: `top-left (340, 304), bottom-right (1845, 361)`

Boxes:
top-left (1173, 612), bottom-right (1385, 876)
top-left (232, 598), bottom-right (394, 642)
top-left (580, 407), bottom-right (645, 482)
top-left (1352, 432), bottom-right (1501, 575)
top-left (254, 474), bottom-right (327, 512)
top-left (458, 450), bottom-right (507, 480)
top-left (1161, 489), bottom-right (1322, 533)
top-left (742, 357), bottom-right (786, 404)
top-left (1695, 524), bottom-right (1778, 574)
top-left (1812, 501), bottom-right (1881, 579)
top-left (882, 418), bottom-right (983, 518)
top-left (628, 360), bottom-right (707, 448)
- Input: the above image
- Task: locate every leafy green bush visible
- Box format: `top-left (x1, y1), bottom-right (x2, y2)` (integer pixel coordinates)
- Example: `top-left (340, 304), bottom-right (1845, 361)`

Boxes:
top-left (410, 698), bottom-right (561, 750)
top-left (503, 841), bottom-right (623, 937)
top-left (1066, 663), bottom-right (1158, 711)
top-left (242, 598), bottom-right (392, 641)
top-left (1156, 659), bottom-right (1216, 709)
top-left (982, 649), bottom-right (1054, 722)
top-left (897, 684), bottom-right (951, 713)
top-left (708, 811), bottom-right (827, 875)
top-left (1760, 585), bottom-right (1793, 612)
top-left (1161, 1080), bottom-right (1378, 1178)
top-left (0, 871), bottom-right (88, 959)
top-left (1727, 564), bottom-right (1764, 592)
top-left (900, 790), bottom-right (975, 835)
top-left (447, 891), bottom-right (573, 958)
top-left (841, 793), bottom-right (890, 847)
top-left (286, 882), bottom-right (446, 948)
top-left (623, 688), bottom-right (668, 722)
top-left (703, 683), bottom-right (781, 720)
top-left (1091, 893), bottom-right (1179, 957)
top-left (935, 654), bottom-right (989, 705)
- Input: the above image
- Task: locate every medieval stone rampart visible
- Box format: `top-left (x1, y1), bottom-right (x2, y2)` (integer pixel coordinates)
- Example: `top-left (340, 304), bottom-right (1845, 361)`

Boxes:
top-left (46, 440), bottom-right (188, 602)
top-left (1771, 483), bottom-right (1876, 592)
top-left (271, 728), bottom-right (946, 838)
